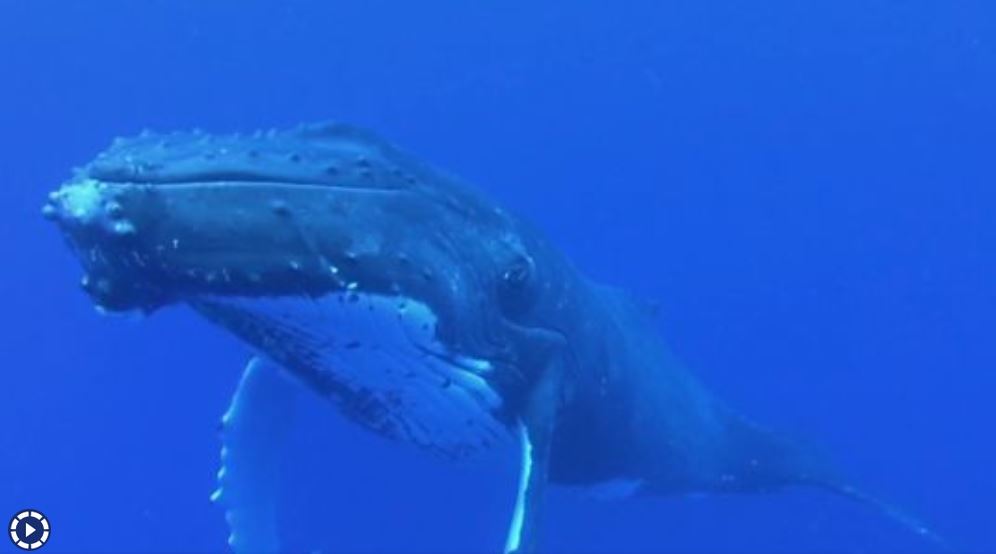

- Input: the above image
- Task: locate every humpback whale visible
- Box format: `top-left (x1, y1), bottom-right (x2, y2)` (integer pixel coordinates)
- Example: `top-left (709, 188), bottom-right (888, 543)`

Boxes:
top-left (44, 122), bottom-right (942, 552)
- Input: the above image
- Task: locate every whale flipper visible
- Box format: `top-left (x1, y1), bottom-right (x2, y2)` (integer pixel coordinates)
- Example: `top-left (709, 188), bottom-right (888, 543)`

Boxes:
top-left (212, 357), bottom-right (298, 553)
top-left (505, 328), bottom-right (566, 554)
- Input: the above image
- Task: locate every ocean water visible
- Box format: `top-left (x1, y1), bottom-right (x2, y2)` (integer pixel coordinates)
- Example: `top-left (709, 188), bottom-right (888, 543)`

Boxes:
top-left (2, 1), bottom-right (994, 552)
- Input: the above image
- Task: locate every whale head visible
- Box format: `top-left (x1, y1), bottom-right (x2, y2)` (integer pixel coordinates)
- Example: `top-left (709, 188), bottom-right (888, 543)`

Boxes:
top-left (44, 122), bottom-right (569, 455)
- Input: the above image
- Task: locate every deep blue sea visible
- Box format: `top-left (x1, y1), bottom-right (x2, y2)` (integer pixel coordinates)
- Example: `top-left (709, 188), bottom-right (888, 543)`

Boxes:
top-left (2, 1), bottom-right (994, 552)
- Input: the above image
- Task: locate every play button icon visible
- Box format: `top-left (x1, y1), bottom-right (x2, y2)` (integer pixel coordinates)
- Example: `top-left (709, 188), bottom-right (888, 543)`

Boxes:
top-left (8, 510), bottom-right (49, 550)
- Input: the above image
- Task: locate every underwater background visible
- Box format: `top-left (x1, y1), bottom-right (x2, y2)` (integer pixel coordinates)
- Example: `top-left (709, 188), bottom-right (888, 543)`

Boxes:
top-left (2, 0), bottom-right (994, 552)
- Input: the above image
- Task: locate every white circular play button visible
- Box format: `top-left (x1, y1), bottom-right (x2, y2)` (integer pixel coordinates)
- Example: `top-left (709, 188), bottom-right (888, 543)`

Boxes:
top-left (8, 510), bottom-right (50, 550)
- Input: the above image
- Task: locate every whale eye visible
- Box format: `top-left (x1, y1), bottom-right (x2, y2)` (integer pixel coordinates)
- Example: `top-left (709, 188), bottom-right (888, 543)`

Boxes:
top-left (498, 254), bottom-right (536, 316)
top-left (503, 256), bottom-right (531, 287)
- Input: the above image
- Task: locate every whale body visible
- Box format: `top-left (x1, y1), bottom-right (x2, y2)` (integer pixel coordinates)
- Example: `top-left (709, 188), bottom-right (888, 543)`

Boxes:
top-left (44, 122), bottom-right (940, 552)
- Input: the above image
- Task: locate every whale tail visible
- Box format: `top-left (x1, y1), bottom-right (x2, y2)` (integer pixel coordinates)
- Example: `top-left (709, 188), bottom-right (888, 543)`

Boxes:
top-left (719, 415), bottom-right (950, 551)
top-left (809, 479), bottom-right (951, 551)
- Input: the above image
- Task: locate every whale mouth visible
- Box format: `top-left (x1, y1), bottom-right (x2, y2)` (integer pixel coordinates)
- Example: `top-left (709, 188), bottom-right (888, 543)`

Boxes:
top-left (82, 168), bottom-right (406, 192)
top-left (43, 174), bottom-right (401, 314)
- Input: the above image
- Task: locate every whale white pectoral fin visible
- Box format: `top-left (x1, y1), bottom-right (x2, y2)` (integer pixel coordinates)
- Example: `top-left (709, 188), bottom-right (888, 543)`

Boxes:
top-left (505, 420), bottom-right (542, 554)
top-left (505, 330), bottom-right (566, 554)
top-left (213, 357), bottom-right (299, 554)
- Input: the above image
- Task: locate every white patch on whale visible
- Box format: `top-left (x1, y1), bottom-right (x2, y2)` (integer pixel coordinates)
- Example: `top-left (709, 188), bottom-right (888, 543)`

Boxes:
top-left (193, 291), bottom-right (510, 458)
top-left (505, 422), bottom-right (532, 554)
top-left (56, 178), bottom-right (104, 223)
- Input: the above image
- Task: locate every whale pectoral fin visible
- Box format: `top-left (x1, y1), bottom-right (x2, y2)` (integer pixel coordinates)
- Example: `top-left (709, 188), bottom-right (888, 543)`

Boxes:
top-left (212, 357), bottom-right (298, 554)
top-left (505, 335), bottom-right (566, 554)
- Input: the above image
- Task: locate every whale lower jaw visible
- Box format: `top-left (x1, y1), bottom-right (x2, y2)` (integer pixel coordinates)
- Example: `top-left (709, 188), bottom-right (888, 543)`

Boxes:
top-left (191, 291), bottom-right (511, 459)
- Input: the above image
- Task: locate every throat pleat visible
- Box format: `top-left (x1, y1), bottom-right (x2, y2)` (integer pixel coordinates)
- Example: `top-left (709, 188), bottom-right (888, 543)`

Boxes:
top-left (192, 292), bottom-right (509, 458)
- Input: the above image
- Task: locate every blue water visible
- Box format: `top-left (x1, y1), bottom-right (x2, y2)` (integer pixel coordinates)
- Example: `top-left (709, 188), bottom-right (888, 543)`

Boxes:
top-left (2, 1), bottom-right (994, 552)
